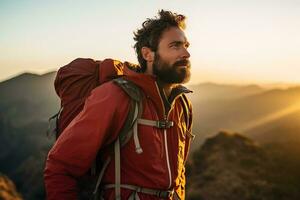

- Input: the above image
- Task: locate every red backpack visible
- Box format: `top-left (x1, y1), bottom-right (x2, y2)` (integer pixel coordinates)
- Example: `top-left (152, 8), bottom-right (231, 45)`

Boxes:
top-left (48, 58), bottom-right (141, 138)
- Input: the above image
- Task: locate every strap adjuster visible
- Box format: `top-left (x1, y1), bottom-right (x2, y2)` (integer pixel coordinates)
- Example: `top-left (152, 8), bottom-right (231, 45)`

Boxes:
top-left (156, 120), bottom-right (174, 129)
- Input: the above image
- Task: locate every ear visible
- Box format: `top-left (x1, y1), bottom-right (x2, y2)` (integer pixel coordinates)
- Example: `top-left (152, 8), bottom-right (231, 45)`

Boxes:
top-left (141, 47), bottom-right (154, 62)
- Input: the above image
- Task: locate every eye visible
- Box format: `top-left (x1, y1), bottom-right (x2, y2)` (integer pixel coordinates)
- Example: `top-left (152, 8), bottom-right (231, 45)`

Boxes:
top-left (184, 42), bottom-right (190, 48)
top-left (170, 42), bottom-right (181, 49)
top-left (173, 45), bottom-right (180, 49)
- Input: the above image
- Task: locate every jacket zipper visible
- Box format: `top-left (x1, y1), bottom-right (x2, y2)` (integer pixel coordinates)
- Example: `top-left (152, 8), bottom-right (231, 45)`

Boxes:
top-left (154, 82), bottom-right (183, 189)
top-left (165, 95), bottom-right (182, 188)
top-left (154, 82), bottom-right (172, 189)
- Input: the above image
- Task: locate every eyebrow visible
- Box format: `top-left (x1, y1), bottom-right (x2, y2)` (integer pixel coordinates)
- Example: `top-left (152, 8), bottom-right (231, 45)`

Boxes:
top-left (169, 40), bottom-right (190, 47)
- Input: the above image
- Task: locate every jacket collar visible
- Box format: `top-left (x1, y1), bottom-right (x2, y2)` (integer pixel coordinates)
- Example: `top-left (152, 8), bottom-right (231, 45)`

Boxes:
top-left (123, 67), bottom-right (192, 118)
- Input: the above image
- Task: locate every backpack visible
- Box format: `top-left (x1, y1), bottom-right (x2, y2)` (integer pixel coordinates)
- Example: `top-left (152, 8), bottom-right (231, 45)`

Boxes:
top-left (48, 58), bottom-right (191, 200)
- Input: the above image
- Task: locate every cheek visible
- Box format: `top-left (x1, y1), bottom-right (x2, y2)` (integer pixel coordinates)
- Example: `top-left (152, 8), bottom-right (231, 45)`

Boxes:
top-left (169, 51), bottom-right (183, 63)
top-left (164, 55), bottom-right (178, 67)
top-left (159, 48), bottom-right (178, 59)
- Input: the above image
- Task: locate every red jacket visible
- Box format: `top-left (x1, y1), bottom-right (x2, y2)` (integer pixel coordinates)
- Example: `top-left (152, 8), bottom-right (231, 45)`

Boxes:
top-left (44, 69), bottom-right (193, 200)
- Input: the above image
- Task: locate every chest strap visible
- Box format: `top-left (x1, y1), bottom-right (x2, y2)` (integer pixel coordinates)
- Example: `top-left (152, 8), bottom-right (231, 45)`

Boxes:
top-left (132, 118), bottom-right (174, 154)
top-left (137, 119), bottom-right (174, 129)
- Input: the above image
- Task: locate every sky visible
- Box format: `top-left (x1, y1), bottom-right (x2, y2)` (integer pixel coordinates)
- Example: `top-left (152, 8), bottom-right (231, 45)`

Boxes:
top-left (0, 0), bottom-right (300, 86)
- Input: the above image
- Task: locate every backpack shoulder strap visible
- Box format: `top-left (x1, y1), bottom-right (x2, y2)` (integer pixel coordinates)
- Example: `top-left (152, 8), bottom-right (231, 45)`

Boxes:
top-left (113, 77), bottom-right (143, 147)
top-left (113, 77), bottom-right (142, 102)
top-left (92, 77), bottom-right (143, 198)
top-left (114, 77), bottom-right (144, 199)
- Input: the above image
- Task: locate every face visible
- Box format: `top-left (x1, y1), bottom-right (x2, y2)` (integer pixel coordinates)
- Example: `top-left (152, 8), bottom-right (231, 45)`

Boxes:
top-left (153, 27), bottom-right (191, 84)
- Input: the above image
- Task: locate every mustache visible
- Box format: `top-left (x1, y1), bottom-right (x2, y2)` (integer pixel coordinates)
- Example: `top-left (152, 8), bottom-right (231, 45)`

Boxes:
top-left (173, 60), bottom-right (191, 68)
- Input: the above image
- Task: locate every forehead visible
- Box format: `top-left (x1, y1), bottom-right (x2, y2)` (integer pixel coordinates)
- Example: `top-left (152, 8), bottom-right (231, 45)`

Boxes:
top-left (159, 27), bottom-right (188, 45)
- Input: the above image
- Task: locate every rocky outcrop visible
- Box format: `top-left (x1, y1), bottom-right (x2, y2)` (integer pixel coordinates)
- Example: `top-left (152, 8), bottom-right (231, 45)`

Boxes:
top-left (186, 131), bottom-right (276, 200)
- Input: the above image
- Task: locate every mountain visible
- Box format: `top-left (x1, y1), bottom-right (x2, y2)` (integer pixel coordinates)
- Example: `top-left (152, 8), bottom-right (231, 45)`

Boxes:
top-left (0, 71), bottom-right (59, 127)
top-left (0, 173), bottom-right (23, 200)
top-left (188, 86), bottom-right (300, 151)
top-left (186, 131), bottom-right (300, 200)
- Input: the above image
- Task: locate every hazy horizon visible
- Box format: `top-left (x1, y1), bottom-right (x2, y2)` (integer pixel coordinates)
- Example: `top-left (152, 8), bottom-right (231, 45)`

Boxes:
top-left (1, 69), bottom-right (299, 90)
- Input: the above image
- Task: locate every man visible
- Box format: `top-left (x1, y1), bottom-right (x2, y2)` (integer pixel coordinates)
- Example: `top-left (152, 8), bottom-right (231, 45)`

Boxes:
top-left (44, 10), bottom-right (193, 200)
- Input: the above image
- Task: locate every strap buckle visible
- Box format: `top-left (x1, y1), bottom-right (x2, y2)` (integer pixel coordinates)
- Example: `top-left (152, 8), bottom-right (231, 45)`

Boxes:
top-left (156, 120), bottom-right (174, 129)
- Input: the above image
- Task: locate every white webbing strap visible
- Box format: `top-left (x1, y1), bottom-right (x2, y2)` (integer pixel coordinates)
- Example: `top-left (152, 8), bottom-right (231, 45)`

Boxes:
top-left (114, 137), bottom-right (121, 200)
top-left (133, 102), bottom-right (143, 154)
top-left (137, 119), bottom-right (158, 127)
top-left (131, 102), bottom-right (139, 126)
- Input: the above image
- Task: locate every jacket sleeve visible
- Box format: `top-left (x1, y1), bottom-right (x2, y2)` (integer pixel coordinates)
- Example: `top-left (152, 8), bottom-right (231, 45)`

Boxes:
top-left (44, 83), bottom-right (130, 200)
top-left (184, 99), bottom-right (193, 162)
top-left (177, 98), bottom-right (193, 199)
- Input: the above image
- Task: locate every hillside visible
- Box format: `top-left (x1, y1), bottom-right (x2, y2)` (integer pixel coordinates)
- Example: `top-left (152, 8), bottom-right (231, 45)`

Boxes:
top-left (187, 131), bottom-right (274, 200)
top-left (0, 118), bottom-right (52, 199)
top-left (245, 109), bottom-right (300, 144)
top-left (186, 131), bottom-right (300, 200)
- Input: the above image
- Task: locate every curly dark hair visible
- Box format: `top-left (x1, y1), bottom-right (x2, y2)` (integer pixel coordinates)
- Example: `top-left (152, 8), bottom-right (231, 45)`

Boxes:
top-left (133, 10), bottom-right (186, 72)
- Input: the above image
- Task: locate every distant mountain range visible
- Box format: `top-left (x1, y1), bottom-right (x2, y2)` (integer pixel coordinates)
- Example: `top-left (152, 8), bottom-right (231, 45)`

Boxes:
top-left (0, 72), bottom-right (59, 126)
top-left (188, 82), bottom-right (264, 102)
top-left (1, 71), bottom-right (300, 199)
top-left (187, 82), bottom-right (300, 150)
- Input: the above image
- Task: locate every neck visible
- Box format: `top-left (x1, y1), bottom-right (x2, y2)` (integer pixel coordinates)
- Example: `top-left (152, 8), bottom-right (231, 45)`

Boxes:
top-left (158, 80), bottom-right (177, 99)
top-left (144, 65), bottom-right (176, 98)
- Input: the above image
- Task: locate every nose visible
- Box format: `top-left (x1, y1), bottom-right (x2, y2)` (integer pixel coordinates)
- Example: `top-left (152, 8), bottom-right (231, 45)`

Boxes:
top-left (182, 47), bottom-right (190, 59)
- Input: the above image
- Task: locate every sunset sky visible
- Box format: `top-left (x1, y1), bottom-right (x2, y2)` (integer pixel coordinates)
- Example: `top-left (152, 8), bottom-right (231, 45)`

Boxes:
top-left (1, 0), bottom-right (299, 86)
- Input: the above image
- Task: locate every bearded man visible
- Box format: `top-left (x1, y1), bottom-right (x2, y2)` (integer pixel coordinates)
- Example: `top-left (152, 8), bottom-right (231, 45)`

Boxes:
top-left (44, 9), bottom-right (194, 200)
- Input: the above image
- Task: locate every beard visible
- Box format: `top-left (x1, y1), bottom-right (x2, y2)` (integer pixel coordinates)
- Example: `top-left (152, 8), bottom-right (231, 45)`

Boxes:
top-left (153, 53), bottom-right (191, 84)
